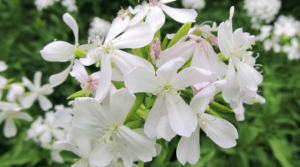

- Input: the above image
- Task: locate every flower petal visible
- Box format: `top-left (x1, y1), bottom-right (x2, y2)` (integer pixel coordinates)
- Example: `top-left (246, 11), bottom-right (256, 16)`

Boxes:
top-left (222, 59), bottom-right (240, 103)
top-left (19, 93), bottom-right (38, 109)
top-left (201, 113), bottom-right (238, 148)
top-left (166, 92), bottom-right (197, 137)
top-left (4, 119), bottom-right (17, 138)
top-left (112, 133), bottom-right (133, 167)
top-left (190, 86), bottom-right (216, 114)
top-left (176, 126), bottom-right (200, 165)
top-left (124, 66), bottom-right (158, 94)
top-left (40, 41), bottom-right (75, 62)
top-left (70, 59), bottom-right (88, 83)
top-left (89, 143), bottom-right (115, 167)
top-left (0, 76), bottom-right (7, 89)
top-left (94, 55), bottom-right (112, 102)
top-left (112, 22), bottom-right (154, 49)
top-left (156, 57), bottom-right (185, 82)
top-left (22, 76), bottom-right (35, 91)
top-left (49, 61), bottom-right (73, 87)
top-left (156, 115), bottom-right (176, 141)
top-left (144, 94), bottom-right (168, 138)
top-left (106, 16), bottom-right (130, 40)
top-left (117, 125), bottom-right (156, 162)
top-left (129, 5), bottom-right (149, 26)
top-left (38, 95), bottom-right (52, 111)
top-left (162, 4), bottom-right (197, 23)
top-left (110, 88), bottom-right (136, 125)
top-left (34, 71), bottom-right (42, 88)
top-left (13, 112), bottom-right (32, 121)
top-left (63, 13), bottom-right (79, 44)
top-left (145, 6), bottom-right (165, 32)
top-left (111, 66), bottom-right (124, 81)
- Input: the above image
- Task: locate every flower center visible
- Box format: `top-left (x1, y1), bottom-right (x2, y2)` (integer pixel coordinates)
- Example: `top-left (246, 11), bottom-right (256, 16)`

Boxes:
top-left (196, 113), bottom-right (209, 128)
top-left (149, 0), bottom-right (162, 7)
top-left (98, 124), bottom-right (118, 143)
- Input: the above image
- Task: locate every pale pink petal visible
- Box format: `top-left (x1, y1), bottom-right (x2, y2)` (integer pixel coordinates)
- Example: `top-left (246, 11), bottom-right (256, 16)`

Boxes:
top-left (162, 4), bottom-right (197, 23)
top-left (40, 41), bottom-right (75, 62)
top-left (176, 126), bottom-right (200, 165)
top-left (110, 88), bottom-right (136, 125)
top-left (112, 22), bottom-right (154, 49)
top-left (70, 59), bottom-right (88, 83)
top-left (166, 92), bottom-right (197, 137)
top-left (94, 55), bottom-right (112, 102)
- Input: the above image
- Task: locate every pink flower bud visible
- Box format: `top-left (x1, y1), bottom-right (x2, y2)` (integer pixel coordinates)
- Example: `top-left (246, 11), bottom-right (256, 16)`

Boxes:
top-left (150, 38), bottom-right (162, 64)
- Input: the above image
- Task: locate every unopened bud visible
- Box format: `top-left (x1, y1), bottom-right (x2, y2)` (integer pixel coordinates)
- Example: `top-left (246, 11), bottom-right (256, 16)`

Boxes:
top-left (150, 38), bottom-right (162, 64)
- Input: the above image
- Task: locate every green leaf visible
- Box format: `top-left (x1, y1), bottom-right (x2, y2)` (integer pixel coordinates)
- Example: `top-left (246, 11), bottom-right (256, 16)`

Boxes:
top-left (154, 30), bottom-right (161, 41)
top-left (111, 81), bottom-right (125, 89)
top-left (167, 22), bottom-right (191, 48)
top-left (124, 93), bottom-right (145, 124)
top-left (207, 108), bottom-right (222, 118)
top-left (268, 137), bottom-right (293, 167)
top-left (209, 101), bottom-right (233, 113)
top-left (217, 53), bottom-right (228, 61)
top-left (193, 29), bottom-right (202, 36)
top-left (125, 119), bottom-right (143, 129)
top-left (161, 35), bottom-right (168, 51)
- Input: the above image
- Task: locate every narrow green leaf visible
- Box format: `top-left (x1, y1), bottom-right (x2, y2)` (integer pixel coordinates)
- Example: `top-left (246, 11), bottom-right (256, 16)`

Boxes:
top-left (125, 119), bottom-right (143, 129)
top-left (154, 30), bottom-right (161, 41)
top-left (209, 101), bottom-right (233, 113)
top-left (217, 53), bottom-right (228, 61)
top-left (124, 93), bottom-right (145, 124)
top-left (207, 108), bottom-right (222, 118)
top-left (67, 90), bottom-right (87, 99)
top-left (268, 137), bottom-right (293, 167)
top-left (167, 22), bottom-right (191, 48)
top-left (214, 94), bottom-right (227, 104)
top-left (161, 35), bottom-right (168, 51)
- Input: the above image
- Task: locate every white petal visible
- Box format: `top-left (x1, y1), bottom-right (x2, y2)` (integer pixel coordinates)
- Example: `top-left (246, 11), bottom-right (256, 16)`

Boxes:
top-left (156, 39), bottom-right (195, 67)
top-left (176, 126), bottom-right (200, 165)
top-left (72, 98), bottom-right (110, 130)
top-left (22, 76), bottom-right (35, 91)
top-left (49, 61), bottom-right (73, 87)
top-left (166, 92), bottom-right (197, 137)
top-left (161, 0), bottom-right (176, 3)
top-left (40, 41), bottom-right (75, 62)
top-left (190, 86), bottom-right (215, 113)
top-left (110, 88), bottom-right (136, 125)
top-left (34, 71), bottom-right (42, 88)
top-left (0, 61), bottom-right (8, 72)
top-left (162, 4), bottom-right (197, 23)
top-left (39, 131), bottom-right (52, 144)
top-left (6, 83), bottom-right (25, 102)
top-left (111, 66), bottom-right (124, 81)
top-left (222, 59), bottom-right (240, 102)
top-left (124, 66), bottom-right (158, 94)
top-left (144, 94), bottom-right (168, 138)
top-left (0, 76), bottom-right (7, 89)
top-left (129, 5), bottom-right (149, 26)
top-left (117, 125), bottom-right (156, 162)
top-left (201, 113), bottom-right (238, 148)
top-left (94, 55), bottom-right (112, 102)
top-left (145, 6), bottom-right (165, 32)
top-left (89, 143), bottom-right (115, 167)
top-left (41, 84), bottom-right (54, 95)
top-left (217, 22), bottom-right (233, 58)
top-left (38, 95), bottom-right (52, 111)
top-left (69, 127), bottom-right (105, 140)
top-left (112, 50), bottom-right (155, 74)
top-left (19, 93), bottom-right (38, 109)
top-left (13, 112), bottom-right (32, 121)
top-left (54, 109), bottom-right (72, 128)
top-left (112, 133), bottom-right (133, 167)
top-left (206, 45), bottom-right (228, 79)
top-left (173, 67), bottom-right (216, 89)
top-left (156, 57), bottom-right (185, 82)
top-left (80, 47), bottom-right (100, 66)
top-left (231, 100), bottom-right (245, 121)
top-left (4, 119), bottom-right (17, 138)
top-left (53, 129), bottom-right (66, 141)
top-left (70, 59), bottom-right (89, 83)
top-left (128, 5), bottom-right (142, 14)
top-left (51, 150), bottom-right (64, 163)
top-left (112, 22), bottom-right (154, 49)
top-left (156, 115), bottom-right (176, 141)
top-left (63, 13), bottom-right (79, 44)
top-left (106, 16), bottom-right (130, 40)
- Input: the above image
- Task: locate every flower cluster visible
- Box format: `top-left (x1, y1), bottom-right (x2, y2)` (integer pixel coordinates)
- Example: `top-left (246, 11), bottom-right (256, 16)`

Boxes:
top-left (257, 15), bottom-right (300, 60)
top-left (27, 1), bottom-right (265, 166)
top-left (182, 0), bottom-right (205, 10)
top-left (34, 0), bottom-right (77, 12)
top-left (244, 0), bottom-right (281, 29)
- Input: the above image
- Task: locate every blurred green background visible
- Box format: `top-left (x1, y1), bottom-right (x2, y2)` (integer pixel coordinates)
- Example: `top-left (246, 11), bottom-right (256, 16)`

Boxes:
top-left (0, 0), bottom-right (300, 166)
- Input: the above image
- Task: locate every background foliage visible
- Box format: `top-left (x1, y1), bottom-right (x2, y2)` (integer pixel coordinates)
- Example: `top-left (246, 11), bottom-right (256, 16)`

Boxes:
top-left (0, 0), bottom-right (300, 166)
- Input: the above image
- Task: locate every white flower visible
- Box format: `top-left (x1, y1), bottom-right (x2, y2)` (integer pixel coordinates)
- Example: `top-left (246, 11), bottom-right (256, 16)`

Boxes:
top-left (244, 0), bottom-right (281, 29)
top-left (157, 35), bottom-right (227, 79)
top-left (218, 6), bottom-right (263, 102)
top-left (20, 71), bottom-right (53, 111)
top-left (6, 83), bottom-right (25, 102)
top-left (61, 0), bottom-right (77, 12)
top-left (40, 13), bottom-right (79, 87)
top-left (182, 0), bottom-right (205, 10)
top-left (34, 0), bottom-right (58, 11)
top-left (27, 116), bottom-right (44, 142)
top-left (0, 102), bottom-right (32, 138)
top-left (188, 22), bottom-right (218, 41)
top-left (125, 57), bottom-right (216, 138)
top-left (88, 17), bottom-right (111, 38)
top-left (129, 0), bottom-right (197, 32)
top-left (70, 88), bottom-right (157, 167)
top-left (176, 82), bottom-right (238, 165)
top-left (54, 104), bottom-right (73, 129)
top-left (283, 38), bottom-right (300, 60)
top-left (263, 36), bottom-right (281, 53)
top-left (274, 15), bottom-right (300, 37)
top-left (256, 25), bottom-right (273, 41)
top-left (0, 61), bottom-right (8, 92)
top-left (80, 16), bottom-right (154, 102)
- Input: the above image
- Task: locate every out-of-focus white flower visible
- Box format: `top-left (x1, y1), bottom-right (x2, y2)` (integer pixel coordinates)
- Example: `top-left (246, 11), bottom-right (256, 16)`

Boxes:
top-left (274, 15), bottom-right (300, 37)
top-left (0, 61), bottom-right (8, 92)
top-left (34, 0), bottom-right (58, 11)
top-left (244, 0), bottom-right (281, 29)
top-left (88, 17), bottom-right (111, 38)
top-left (129, 0), bottom-right (197, 32)
top-left (62, 0), bottom-right (77, 12)
top-left (7, 83), bottom-right (25, 102)
top-left (27, 116), bottom-right (44, 142)
top-left (40, 13), bottom-right (79, 87)
top-left (182, 0), bottom-right (205, 10)
top-left (263, 36), bottom-right (281, 53)
top-left (283, 38), bottom-right (300, 60)
top-left (20, 71), bottom-right (53, 111)
top-left (256, 25), bottom-right (273, 41)
top-left (0, 102), bottom-right (32, 138)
